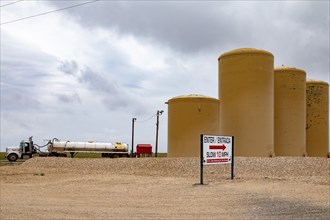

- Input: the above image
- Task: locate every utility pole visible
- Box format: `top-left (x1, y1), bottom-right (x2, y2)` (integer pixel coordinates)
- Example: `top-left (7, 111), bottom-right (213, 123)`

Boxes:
top-left (131, 117), bottom-right (136, 157)
top-left (155, 110), bottom-right (164, 157)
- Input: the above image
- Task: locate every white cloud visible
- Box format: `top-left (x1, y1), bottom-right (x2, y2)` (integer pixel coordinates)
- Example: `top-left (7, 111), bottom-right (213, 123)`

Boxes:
top-left (0, 1), bottom-right (173, 151)
top-left (95, 29), bottom-right (169, 71)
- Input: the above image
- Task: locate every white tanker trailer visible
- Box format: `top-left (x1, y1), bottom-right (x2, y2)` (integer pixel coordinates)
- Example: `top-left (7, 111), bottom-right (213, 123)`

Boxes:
top-left (49, 138), bottom-right (129, 158)
top-left (5, 137), bottom-right (130, 162)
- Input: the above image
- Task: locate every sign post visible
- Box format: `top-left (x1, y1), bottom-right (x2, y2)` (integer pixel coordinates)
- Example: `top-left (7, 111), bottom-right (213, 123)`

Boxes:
top-left (200, 134), bottom-right (234, 184)
top-left (200, 135), bottom-right (204, 185)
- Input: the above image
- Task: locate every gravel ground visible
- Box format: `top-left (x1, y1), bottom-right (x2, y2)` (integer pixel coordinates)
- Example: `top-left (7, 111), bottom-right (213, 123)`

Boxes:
top-left (1, 157), bottom-right (329, 219)
top-left (14, 156), bottom-right (330, 184)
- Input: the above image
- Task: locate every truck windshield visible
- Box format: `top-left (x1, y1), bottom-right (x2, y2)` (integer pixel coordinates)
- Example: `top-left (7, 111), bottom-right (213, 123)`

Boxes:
top-left (20, 142), bottom-right (30, 153)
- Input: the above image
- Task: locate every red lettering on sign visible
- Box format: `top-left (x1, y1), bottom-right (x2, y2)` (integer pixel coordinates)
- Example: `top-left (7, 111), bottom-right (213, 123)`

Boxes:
top-left (207, 158), bottom-right (229, 163)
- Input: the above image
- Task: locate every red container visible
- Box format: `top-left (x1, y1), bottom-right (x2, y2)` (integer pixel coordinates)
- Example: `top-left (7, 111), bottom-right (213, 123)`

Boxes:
top-left (136, 144), bottom-right (152, 157)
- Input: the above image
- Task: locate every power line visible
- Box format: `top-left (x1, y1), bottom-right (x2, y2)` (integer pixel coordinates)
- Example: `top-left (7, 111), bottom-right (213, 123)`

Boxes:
top-left (0, 0), bottom-right (100, 26)
top-left (0, 0), bottom-right (24, 8)
top-left (136, 114), bottom-right (157, 123)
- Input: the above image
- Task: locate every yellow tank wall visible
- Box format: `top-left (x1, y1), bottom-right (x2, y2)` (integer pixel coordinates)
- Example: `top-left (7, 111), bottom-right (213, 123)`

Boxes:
top-left (218, 48), bottom-right (274, 157)
top-left (167, 95), bottom-right (220, 157)
top-left (274, 67), bottom-right (306, 156)
top-left (306, 81), bottom-right (329, 157)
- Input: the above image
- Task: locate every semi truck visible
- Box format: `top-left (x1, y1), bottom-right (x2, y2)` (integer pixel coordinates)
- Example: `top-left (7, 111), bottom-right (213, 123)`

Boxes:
top-left (5, 137), bottom-right (130, 162)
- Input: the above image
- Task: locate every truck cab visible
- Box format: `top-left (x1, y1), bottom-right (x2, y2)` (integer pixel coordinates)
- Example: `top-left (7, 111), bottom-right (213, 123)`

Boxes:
top-left (6, 137), bottom-right (35, 162)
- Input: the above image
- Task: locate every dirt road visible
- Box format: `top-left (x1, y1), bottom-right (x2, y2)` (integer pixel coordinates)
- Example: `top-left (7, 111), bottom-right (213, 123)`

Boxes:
top-left (1, 157), bottom-right (329, 219)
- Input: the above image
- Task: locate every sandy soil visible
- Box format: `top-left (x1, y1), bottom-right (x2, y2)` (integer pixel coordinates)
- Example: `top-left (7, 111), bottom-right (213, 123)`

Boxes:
top-left (0, 157), bottom-right (329, 219)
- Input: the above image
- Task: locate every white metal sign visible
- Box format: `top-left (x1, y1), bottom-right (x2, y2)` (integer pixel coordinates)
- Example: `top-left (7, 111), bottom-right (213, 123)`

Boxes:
top-left (202, 135), bottom-right (233, 165)
top-left (200, 134), bottom-right (234, 184)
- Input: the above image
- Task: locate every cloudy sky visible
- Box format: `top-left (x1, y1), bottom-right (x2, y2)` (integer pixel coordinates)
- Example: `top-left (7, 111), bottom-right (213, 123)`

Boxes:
top-left (1, 0), bottom-right (329, 152)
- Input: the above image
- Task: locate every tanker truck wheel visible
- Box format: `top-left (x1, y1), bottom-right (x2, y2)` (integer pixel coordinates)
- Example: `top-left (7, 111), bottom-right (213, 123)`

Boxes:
top-left (7, 153), bottom-right (18, 162)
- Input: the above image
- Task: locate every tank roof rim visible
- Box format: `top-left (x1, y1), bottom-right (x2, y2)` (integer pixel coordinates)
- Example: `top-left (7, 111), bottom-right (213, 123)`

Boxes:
top-left (274, 66), bottom-right (306, 73)
top-left (218, 48), bottom-right (273, 60)
top-left (306, 79), bottom-right (329, 85)
top-left (167, 94), bottom-right (219, 103)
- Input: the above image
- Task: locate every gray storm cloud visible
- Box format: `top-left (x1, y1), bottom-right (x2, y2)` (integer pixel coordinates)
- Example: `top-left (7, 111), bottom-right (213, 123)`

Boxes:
top-left (56, 92), bottom-right (81, 104)
top-left (47, 2), bottom-right (328, 48)
top-left (58, 60), bottom-right (78, 75)
top-left (48, 1), bottom-right (329, 79)
top-left (1, 33), bottom-right (57, 112)
top-left (48, 1), bottom-right (245, 53)
top-left (58, 60), bottom-right (149, 113)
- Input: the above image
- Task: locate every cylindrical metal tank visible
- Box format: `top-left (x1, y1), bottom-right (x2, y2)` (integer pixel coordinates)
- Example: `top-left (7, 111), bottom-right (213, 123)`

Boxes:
top-left (167, 94), bottom-right (220, 157)
top-left (49, 140), bottom-right (128, 152)
top-left (306, 80), bottom-right (329, 157)
top-left (218, 48), bottom-right (274, 157)
top-left (274, 66), bottom-right (306, 156)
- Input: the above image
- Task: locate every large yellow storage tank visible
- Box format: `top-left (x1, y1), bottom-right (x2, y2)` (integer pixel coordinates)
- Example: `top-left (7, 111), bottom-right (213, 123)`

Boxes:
top-left (218, 48), bottom-right (274, 157)
top-left (306, 80), bottom-right (329, 157)
top-left (167, 94), bottom-right (220, 157)
top-left (274, 66), bottom-right (306, 156)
